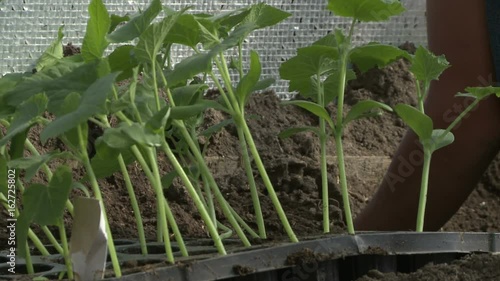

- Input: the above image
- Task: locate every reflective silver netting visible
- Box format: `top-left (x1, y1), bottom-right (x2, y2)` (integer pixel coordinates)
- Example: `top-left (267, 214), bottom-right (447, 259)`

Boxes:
top-left (0, 0), bottom-right (426, 99)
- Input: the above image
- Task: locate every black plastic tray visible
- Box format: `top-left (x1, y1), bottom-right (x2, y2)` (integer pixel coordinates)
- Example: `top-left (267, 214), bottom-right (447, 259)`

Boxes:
top-left (1, 232), bottom-right (499, 280)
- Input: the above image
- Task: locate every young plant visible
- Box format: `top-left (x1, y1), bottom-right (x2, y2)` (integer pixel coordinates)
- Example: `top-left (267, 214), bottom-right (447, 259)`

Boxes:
top-left (395, 46), bottom-right (500, 231)
top-left (279, 0), bottom-right (407, 234)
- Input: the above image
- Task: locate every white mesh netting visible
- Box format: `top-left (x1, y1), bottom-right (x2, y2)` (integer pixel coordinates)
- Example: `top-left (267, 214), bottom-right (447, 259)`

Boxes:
top-left (0, 0), bottom-right (426, 98)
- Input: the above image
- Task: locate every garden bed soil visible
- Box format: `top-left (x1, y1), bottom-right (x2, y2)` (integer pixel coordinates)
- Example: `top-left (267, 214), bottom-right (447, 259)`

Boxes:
top-left (1, 44), bottom-right (499, 280)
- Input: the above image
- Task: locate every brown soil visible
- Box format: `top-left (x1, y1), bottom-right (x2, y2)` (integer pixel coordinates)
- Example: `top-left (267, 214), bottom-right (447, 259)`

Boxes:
top-left (357, 253), bottom-right (500, 281)
top-left (1, 44), bottom-right (499, 279)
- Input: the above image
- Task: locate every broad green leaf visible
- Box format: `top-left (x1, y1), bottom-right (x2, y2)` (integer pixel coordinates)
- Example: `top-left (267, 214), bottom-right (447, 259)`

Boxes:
top-left (146, 106), bottom-right (170, 133)
top-left (41, 72), bottom-right (119, 143)
top-left (166, 14), bottom-right (200, 48)
top-left (121, 123), bottom-right (162, 147)
top-left (252, 78), bottom-right (275, 92)
top-left (161, 170), bottom-right (178, 189)
top-left (350, 43), bottom-right (410, 72)
top-left (4, 58), bottom-right (100, 111)
top-left (327, 0), bottom-right (405, 22)
top-left (91, 138), bottom-right (135, 178)
top-left (82, 0), bottom-right (110, 62)
top-left (8, 151), bottom-right (69, 181)
top-left (109, 14), bottom-right (130, 33)
top-left (199, 118), bottom-right (235, 138)
top-left (170, 100), bottom-right (226, 120)
top-left (279, 45), bottom-right (339, 81)
top-left (426, 129), bottom-right (454, 153)
top-left (0, 73), bottom-right (23, 117)
top-left (108, 45), bottom-right (138, 81)
top-left (101, 126), bottom-right (136, 149)
top-left (457, 86), bottom-right (500, 100)
top-left (323, 69), bottom-right (356, 105)
top-left (279, 126), bottom-right (320, 139)
top-left (0, 154), bottom-right (7, 196)
top-left (103, 123), bottom-right (162, 148)
top-left (410, 46), bottom-right (450, 83)
top-left (242, 3), bottom-right (291, 29)
top-left (344, 100), bottom-right (392, 124)
top-left (394, 104), bottom-right (433, 141)
top-left (0, 94), bottom-right (47, 147)
top-left (58, 93), bottom-right (88, 152)
top-left (314, 33), bottom-right (338, 48)
top-left (8, 130), bottom-right (28, 160)
top-left (107, 0), bottom-right (161, 43)
top-left (171, 84), bottom-right (208, 106)
top-left (165, 52), bottom-right (214, 86)
top-left (236, 50), bottom-right (261, 105)
top-left (35, 26), bottom-right (64, 72)
top-left (283, 100), bottom-right (335, 129)
top-left (17, 166), bottom-right (72, 257)
top-left (289, 77), bottom-right (319, 101)
top-left (135, 9), bottom-right (185, 64)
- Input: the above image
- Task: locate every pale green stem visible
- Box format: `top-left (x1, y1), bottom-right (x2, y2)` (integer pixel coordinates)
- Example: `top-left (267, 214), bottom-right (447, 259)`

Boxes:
top-left (416, 149), bottom-right (432, 232)
top-left (77, 125), bottom-right (121, 277)
top-left (59, 218), bottom-right (73, 280)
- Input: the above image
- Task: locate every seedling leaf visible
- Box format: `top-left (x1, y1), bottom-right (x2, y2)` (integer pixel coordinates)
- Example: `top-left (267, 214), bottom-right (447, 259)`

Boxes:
top-left (170, 100), bottom-right (226, 120)
top-left (242, 3), bottom-right (291, 29)
top-left (8, 151), bottom-right (69, 181)
top-left (252, 78), bottom-right (275, 92)
top-left (91, 138), bottom-right (135, 178)
top-left (426, 129), bottom-right (454, 153)
top-left (135, 9), bottom-right (185, 64)
top-left (109, 14), bottom-right (130, 33)
top-left (36, 26), bottom-right (64, 72)
top-left (108, 45), bottom-right (138, 81)
top-left (199, 118), bottom-right (235, 138)
top-left (280, 45), bottom-right (338, 81)
top-left (457, 86), bottom-right (500, 100)
top-left (283, 100), bottom-right (335, 129)
top-left (166, 14), bottom-right (200, 48)
top-left (279, 127), bottom-right (321, 139)
top-left (0, 93), bottom-right (47, 147)
top-left (41, 72), bottom-right (119, 143)
top-left (171, 84), bottom-right (208, 106)
top-left (236, 50), bottom-right (261, 105)
top-left (17, 166), bottom-right (72, 258)
top-left (410, 46), bottom-right (450, 83)
top-left (107, 0), bottom-right (162, 43)
top-left (82, 0), bottom-right (110, 62)
top-left (344, 100), bottom-right (392, 125)
top-left (323, 69), bottom-right (356, 105)
top-left (327, 0), bottom-right (405, 22)
top-left (394, 104), bottom-right (433, 141)
top-left (165, 52), bottom-right (214, 86)
top-left (350, 43), bottom-right (410, 72)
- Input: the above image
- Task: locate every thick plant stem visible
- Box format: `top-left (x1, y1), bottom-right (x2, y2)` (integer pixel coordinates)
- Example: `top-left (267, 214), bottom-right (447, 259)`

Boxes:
top-left (58, 218), bottom-right (73, 280)
top-left (335, 52), bottom-right (355, 235)
top-left (416, 150), bottom-right (432, 232)
top-left (173, 123), bottom-right (251, 247)
top-left (117, 154), bottom-right (148, 255)
top-left (334, 133), bottom-right (355, 234)
top-left (240, 118), bottom-right (298, 242)
top-left (145, 148), bottom-right (174, 262)
top-left (24, 242), bottom-right (34, 274)
top-left (77, 126), bottom-right (122, 277)
top-left (317, 74), bottom-right (330, 234)
top-left (216, 54), bottom-right (297, 242)
top-left (160, 140), bottom-right (226, 255)
top-left (235, 126), bottom-right (266, 238)
top-left (319, 123), bottom-right (329, 233)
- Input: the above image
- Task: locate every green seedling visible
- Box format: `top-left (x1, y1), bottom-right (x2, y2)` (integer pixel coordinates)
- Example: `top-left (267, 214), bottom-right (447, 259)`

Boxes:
top-left (396, 46), bottom-right (500, 231)
top-left (279, 0), bottom-right (406, 234)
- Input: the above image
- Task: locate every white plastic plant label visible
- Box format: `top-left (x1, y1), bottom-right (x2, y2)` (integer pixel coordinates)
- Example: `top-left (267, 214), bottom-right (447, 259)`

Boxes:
top-left (70, 197), bottom-right (108, 281)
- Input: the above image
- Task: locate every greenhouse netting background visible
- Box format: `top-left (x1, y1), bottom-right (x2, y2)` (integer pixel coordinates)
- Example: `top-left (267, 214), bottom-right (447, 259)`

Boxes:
top-left (0, 0), bottom-right (426, 98)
